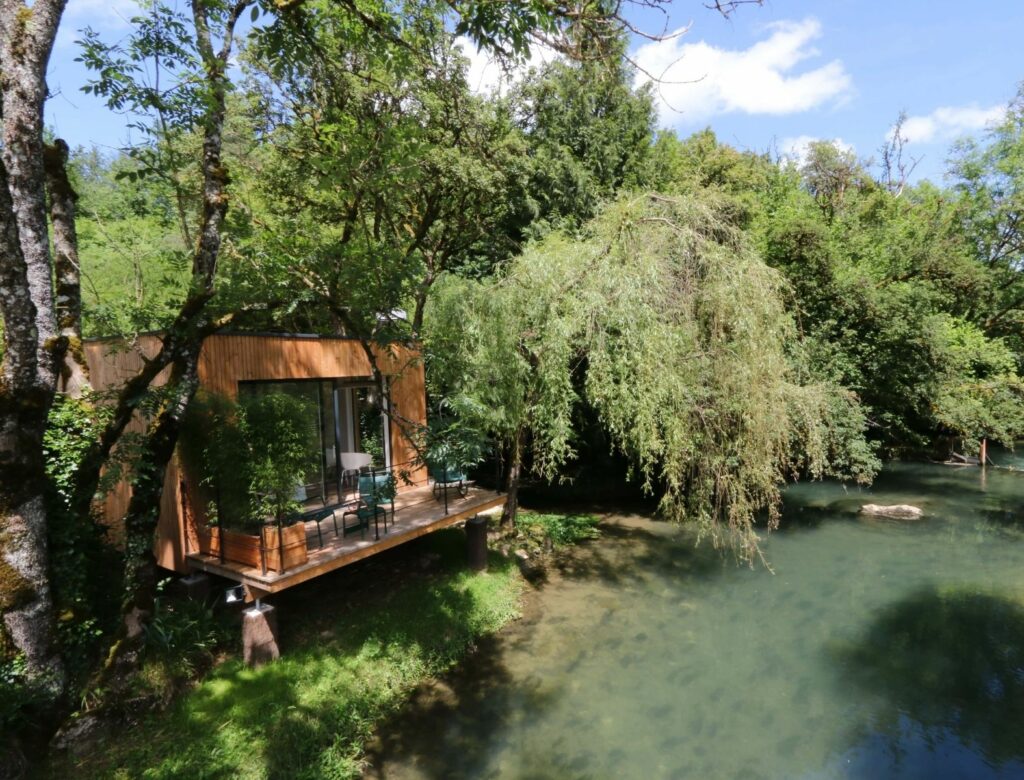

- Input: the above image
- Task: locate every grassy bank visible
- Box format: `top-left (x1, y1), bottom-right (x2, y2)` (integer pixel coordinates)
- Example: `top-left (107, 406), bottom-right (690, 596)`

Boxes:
top-left (52, 529), bottom-right (523, 779)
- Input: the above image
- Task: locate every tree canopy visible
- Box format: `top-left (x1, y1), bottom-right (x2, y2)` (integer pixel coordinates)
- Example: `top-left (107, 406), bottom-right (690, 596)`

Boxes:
top-left (427, 193), bottom-right (879, 559)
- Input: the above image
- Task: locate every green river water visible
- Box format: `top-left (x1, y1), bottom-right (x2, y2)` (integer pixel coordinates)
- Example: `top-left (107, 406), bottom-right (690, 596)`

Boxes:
top-left (370, 456), bottom-right (1024, 779)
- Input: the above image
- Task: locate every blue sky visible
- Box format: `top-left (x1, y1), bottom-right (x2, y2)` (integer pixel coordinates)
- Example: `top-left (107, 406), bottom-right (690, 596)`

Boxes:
top-left (47, 0), bottom-right (1024, 183)
top-left (626, 0), bottom-right (1024, 181)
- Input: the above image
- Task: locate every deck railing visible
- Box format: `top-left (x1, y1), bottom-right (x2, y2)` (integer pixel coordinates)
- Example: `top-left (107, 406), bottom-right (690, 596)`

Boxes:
top-left (192, 455), bottom-right (502, 576)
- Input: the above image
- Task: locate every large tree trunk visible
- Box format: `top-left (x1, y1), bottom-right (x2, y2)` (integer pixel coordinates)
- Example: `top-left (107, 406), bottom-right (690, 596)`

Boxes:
top-left (0, 138), bottom-right (59, 686)
top-left (0, 401), bottom-right (61, 687)
top-left (0, 0), bottom-right (68, 688)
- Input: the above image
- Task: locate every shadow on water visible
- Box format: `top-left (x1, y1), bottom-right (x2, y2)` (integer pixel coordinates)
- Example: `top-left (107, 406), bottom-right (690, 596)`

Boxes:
top-left (548, 516), bottom-right (726, 587)
top-left (831, 585), bottom-right (1024, 775)
top-left (365, 516), bottom-right (727, 780)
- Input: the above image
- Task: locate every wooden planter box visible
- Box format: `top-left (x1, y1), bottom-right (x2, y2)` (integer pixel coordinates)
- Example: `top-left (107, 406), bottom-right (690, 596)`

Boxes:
top-left (198, 521), bottom-right (308, 572)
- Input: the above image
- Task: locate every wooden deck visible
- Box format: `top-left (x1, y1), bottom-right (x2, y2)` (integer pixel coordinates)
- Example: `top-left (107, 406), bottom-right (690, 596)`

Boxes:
top-left (186, 484), bottom-right (506, 599)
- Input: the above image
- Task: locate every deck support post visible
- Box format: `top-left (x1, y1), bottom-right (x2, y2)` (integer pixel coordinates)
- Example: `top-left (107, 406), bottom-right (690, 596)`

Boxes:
top-left (242, 602), bottom-right (280, 666)
top-left (466, 514), bottom-right (488, 572)
top-left (179, 573), bottom-right (210, 601)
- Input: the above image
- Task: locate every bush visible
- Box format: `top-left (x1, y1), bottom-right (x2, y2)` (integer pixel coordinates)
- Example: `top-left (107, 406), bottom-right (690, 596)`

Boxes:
top-left (180, 391), bottom-right (318, 532)
top-left (136, 584), bottom-right (233, 703)
top-left (518, 511), bottom-right (601, 546)
top-left (42, 396), bottom-right (121, 690)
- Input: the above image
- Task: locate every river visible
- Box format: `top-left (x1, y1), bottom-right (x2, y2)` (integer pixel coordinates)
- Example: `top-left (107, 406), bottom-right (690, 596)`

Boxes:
top-left (369, 456), bottom-right (1024, 779)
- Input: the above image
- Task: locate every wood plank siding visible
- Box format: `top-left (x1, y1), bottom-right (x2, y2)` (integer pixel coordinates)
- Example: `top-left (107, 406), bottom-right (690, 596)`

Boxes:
top-left (84, 333), bottom-right (428, 573)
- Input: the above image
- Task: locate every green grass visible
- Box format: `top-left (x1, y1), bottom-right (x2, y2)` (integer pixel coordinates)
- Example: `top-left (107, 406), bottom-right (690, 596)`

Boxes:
top-left (517, 510), bottom-right (601, 547)
top-left (53, 530), bottom-right (523, 779)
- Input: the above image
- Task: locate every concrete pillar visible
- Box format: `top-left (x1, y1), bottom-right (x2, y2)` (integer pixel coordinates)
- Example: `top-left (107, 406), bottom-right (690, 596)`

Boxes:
top-left (466, 515), bottom-right (488, 572)
top-left (178, 573), bottom-right (210, 601)
top-left (242, 604), bottom-right (280, 666)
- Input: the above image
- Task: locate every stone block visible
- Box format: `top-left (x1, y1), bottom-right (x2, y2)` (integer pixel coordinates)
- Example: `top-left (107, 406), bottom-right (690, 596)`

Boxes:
top-left (243, 604), bottom-right (280, 666)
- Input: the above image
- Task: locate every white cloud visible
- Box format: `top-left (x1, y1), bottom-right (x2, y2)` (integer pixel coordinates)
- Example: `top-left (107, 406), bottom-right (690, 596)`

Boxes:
top-left (632, 18), bottom-right (852, 125)
top-left (56, 0), bottom-right (139, 48)
top-left (778, 135), bottom-right (854, 167)
top-left (898, 104), bottom-right (1005, 144)
top-left (454, 36), bottom-right (559, 95)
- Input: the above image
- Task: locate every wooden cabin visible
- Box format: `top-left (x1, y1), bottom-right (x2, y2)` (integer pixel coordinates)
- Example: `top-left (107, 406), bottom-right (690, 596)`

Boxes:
top-left (85, 332), bottom-right (504, 601)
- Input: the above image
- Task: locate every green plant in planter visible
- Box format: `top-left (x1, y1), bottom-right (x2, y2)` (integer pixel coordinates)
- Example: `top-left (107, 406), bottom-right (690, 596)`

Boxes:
top-left (240, 392), bottom-right (319, 525)
top-left (180, 392), bottom-right (252, 530)
top-left (181, 391), bottom-right (318, 533)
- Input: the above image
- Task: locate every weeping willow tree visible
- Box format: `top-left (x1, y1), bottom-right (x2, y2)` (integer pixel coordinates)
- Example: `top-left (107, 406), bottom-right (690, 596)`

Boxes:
top-left (427, 193), bottom-right (878, 561)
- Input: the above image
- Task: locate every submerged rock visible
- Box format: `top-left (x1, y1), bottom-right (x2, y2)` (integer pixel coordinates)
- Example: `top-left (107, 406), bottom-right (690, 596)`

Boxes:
top-left (860, 503), bottom-right (924, 519)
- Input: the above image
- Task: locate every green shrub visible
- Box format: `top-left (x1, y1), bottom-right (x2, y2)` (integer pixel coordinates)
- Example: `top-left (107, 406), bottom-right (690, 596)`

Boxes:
top-left (137, 584), bottom-right (233, 701)
top-left (518, 511), bottom-right (601, 546)
top-left (42, 396), bottom-right (121, 690)
top-left (0, 656), bottom-right (49, 733)
top-left (181, 391), bottom-right (318, 532)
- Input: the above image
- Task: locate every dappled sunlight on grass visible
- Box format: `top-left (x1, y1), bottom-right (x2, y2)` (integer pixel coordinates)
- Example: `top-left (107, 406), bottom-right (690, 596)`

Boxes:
top-left (57, 530), bottom-right (523, 779)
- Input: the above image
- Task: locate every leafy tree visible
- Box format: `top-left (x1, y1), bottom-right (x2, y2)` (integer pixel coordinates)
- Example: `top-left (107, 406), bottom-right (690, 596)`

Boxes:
top-left (646, 128), bottom-right (776, 229)
top-left (2, 0), bottom-right (711, 705)
top-left (67, 147), bottom-right (192, 336)
top-left (949, 84), bottom-right (1024, 351)
top-left (246, 1), bottom-right (530, 330)
top-left (930, 317), bottom-right (1024, 447)
top-left (427, 193), bottom-right (877, 558)
top-left (506, 45), bottom-right (658, 235)
top-left (799, 140), bottom-right (873, 221)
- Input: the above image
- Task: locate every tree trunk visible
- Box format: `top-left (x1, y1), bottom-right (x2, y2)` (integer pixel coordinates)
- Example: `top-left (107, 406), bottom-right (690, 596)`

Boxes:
top-left (43, 139), bottom-right (88, 397)
top-left (94, 350), bottom-right (201, 693)
top-left (0, 424), bottom-right (62, 689)
top-left (90, 0), bottom-right (251, 693)
top-left (501, 426), bottom-right (525, 529)
top-left (0, 0), bottom-right (68, 687)
top-left (66, 0), bottom-right (248, 523)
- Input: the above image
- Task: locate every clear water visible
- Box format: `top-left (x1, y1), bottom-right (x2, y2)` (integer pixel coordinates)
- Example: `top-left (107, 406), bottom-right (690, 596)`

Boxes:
top-left (369, 460), bottom-right (1024, 779)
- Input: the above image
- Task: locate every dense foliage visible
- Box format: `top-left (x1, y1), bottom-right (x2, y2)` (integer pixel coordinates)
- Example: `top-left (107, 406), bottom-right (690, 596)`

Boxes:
top-left (427, 194), bottom-right (879, 557)
top-left (4, 0), bottom-right (1024, 764)
top-left (645, 122), bottom-right (1024, 456)
top-left (180, 392), bottom-right (318, 531)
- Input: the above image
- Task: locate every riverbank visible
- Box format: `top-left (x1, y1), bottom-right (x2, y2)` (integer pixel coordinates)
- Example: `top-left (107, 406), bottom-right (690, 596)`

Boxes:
top-left (43, 509), bottom-right (607, 779)
top-left (46, 527), bottom-right (524, 779)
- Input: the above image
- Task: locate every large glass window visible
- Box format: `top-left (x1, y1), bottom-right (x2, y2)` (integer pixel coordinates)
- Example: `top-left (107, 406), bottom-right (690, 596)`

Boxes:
top-left (238, 378), bottom-right (390, 507)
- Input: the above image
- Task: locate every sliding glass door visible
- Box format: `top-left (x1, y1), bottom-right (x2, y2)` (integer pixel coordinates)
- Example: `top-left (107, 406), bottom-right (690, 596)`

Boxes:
top-left (238, 378), bottom-right (391, 507)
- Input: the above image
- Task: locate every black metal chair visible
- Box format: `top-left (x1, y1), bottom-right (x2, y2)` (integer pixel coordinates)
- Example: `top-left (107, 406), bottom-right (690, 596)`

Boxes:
top-left (287, 505), bottom-right (337, 549)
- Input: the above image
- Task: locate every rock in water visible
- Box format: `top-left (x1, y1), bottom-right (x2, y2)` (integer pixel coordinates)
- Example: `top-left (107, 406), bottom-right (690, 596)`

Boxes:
top-left (860, 503), bottom-right (923, 519)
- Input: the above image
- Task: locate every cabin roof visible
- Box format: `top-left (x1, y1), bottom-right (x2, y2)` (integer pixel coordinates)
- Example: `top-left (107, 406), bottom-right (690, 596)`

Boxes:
top-left (83, 330), bottom-right (371, 344)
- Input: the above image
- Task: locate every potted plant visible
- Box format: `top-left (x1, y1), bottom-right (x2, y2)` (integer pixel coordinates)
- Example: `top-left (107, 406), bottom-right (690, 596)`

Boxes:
top-left (182, 391), bottom-right (318, 571)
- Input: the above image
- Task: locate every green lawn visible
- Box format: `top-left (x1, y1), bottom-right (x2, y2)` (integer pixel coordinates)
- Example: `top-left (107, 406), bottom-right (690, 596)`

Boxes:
top-left (56, 529), bottom-right (523, 779)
